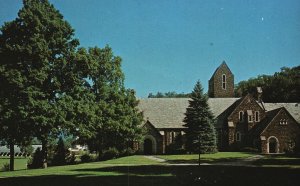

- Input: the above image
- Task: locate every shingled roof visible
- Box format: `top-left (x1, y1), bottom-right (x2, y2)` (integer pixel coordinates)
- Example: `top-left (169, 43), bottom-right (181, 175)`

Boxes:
top-left (138, 98), bottom-right (300, 129)
top-left (264, 103), bottom-right (300, 123)
top-left (138, 98), bottom-right (239, 129)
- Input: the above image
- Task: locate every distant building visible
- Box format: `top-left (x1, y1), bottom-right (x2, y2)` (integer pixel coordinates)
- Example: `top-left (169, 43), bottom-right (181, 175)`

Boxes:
top-left (137, 62), bottom-right (300, 154)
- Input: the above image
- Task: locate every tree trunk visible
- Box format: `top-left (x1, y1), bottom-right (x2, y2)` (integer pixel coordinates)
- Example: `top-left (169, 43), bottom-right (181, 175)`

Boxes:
top-left (9, 142), bottom-right (14, 171)
top-left (42, 139), bottom-right (48, 169)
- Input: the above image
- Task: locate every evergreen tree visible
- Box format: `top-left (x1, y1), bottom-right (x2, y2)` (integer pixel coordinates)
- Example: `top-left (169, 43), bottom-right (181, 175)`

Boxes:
top-left (52, 137), bottom-right (66, 165)
top-left (183, 81), bottom-right (217, 153)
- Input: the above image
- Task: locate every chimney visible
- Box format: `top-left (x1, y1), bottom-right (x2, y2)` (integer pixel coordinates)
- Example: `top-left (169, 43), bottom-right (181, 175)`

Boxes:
top-left (256, 87), bottom-right (265, 110)
top-left (257, 87), bottom-right (262, 101)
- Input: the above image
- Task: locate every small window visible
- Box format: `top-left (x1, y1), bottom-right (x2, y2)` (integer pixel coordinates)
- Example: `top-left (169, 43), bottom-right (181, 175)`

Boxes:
top-left (172, 132), bottom-right (175, 142)
top-left (169, 131), bottom-right (176, 143)
top-left (239, 111), bottom-right (244, 122)
top-left (248, 115), bottom-right (253, 122)
top-left (236, 132), bottom-right (241, 141)
top-left (280, 119), bottom-right (288, 125)
top-left (255, 111), bottom-right (260, 122)
top-left (222, 74), bottom-right (226, 90)
top-left (247, 110), bottom-right (253, 123)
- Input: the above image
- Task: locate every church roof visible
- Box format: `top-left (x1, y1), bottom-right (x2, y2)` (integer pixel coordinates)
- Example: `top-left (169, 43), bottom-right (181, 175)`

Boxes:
top-left (138, 98), bottom-right (239, 129)
top-left (209, 61), bottom-right (233, 81)
top-left (137, 98), bottom-right (300, 129)
top-left (263, 103), bottom-right (300, 124)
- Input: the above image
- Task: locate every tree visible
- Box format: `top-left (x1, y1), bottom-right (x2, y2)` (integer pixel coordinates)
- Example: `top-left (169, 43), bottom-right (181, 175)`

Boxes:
top-left (52, 136), bottom-right (66, 165)
top-left (0, 0), bottom-right (143, 170)
top-left (183, 81), bottom-right (217, 154)
top-left (148, 91), bottom-right (190, 98)
top-left (0, 0), bottom-right (79, 169)
top-left (80, 46), bottom-right (143, 154)
top-left (235, 66), bottom-right (300, 102)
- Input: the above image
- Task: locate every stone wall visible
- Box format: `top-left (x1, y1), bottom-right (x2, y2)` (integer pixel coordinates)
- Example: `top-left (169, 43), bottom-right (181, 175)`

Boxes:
top-left (209, 62), bottom-right (234, 98)
top-left (226, 95), bottom-right (266, 150)
top-left (261, 109), bottom-right (300, 153)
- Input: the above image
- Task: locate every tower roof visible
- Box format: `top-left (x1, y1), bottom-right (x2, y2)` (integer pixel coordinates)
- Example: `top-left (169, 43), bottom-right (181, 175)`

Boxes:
top-left (209, 61), bottom-right (233, 81)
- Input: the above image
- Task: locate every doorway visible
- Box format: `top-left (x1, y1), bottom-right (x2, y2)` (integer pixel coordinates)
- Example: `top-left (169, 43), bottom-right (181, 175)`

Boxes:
top-left (268, 137), bottom-right (278, 153)
top-left (144, 139), bottom-right (153, 155)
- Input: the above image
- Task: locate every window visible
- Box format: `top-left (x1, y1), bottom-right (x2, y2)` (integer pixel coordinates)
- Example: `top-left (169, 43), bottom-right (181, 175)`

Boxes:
top-left (248, 115), bottom-right (253, 122)
top-left (222, 74), bottom-right (226, 89)
top-left (280, 119), bottom-right (288, 125)
top-left (236, 132), bottom-right (241, 141)
top-left (239, 111), bottom-right (244, 122)
top-left (255, 111), bottom-right (260, 122)
top-left (247, 110), bottom-right (253, 123)
top-left (169, 131), bottom-right (176, 143)
top-left (172, 132), bottom-right (175, 142)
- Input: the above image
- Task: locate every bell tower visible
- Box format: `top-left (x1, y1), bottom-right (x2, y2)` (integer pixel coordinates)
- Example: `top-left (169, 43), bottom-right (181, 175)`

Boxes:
top-left (208, 61), bottom-right (234, 98)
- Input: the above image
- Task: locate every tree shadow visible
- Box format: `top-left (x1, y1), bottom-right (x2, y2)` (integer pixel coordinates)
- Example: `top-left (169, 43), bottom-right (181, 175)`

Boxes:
top-left (254, 157), bottom-right (300, 166)
top-left (164, 157), bottom-right (247, 164)
top-left (0, 164), bottom-right (299, 186)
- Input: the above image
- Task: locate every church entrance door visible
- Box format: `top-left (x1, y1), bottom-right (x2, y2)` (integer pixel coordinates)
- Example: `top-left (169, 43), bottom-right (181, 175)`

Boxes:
top-left (144, 139), bottom-right (153, 155)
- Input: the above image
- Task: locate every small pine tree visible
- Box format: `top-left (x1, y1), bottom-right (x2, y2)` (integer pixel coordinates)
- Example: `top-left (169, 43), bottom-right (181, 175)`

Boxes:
top-left (183, 81), bottom-right (217, 153)
top-left (52, 137), bottom-right (66, 165)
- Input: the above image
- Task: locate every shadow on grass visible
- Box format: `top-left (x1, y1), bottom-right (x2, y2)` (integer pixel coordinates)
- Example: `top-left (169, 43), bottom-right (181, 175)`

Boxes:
top-left (254, 155), bottom-right (300, 166)
top-left (164, 157), bottom-right (246, 164)
top-left (1, 164), bottom-right (299, 186)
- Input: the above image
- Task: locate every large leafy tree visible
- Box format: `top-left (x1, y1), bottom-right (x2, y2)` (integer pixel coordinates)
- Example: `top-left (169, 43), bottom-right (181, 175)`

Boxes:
top-left (0, 0), bottom-right (79, 169)
top-left (80, 46), bottom-right (143, 153)
top-left (148, 91), bottom-right (190, 98)
top-left (0, 0), bottom-right (143, 170)
top-left (235, 66), bottom-right (300, 102)
top-left (183, 81), bottom-right (217, 154)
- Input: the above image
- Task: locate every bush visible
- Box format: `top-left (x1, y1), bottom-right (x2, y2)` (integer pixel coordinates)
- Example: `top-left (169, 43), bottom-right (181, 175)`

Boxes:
top-left (27, 147), bottom-right (43, 169)
top-left (52, 137), bottom-right (67, 166)
top-left (80, 152), bottom-right (97, 163)
top-left (120, 148), bottom-right (136, 157)
top-left (241, 147), bottom-right (259, 153)
top-left (101, 147), bottom-right (119, 160)
top-left (66, 152), bottom-right (76, 164)
top-left (20, 145), bottom-right (34, 157)
top-left (80, 153), bottom-right (91, 163)
top-left (1, 163), bottom-right (10, 171)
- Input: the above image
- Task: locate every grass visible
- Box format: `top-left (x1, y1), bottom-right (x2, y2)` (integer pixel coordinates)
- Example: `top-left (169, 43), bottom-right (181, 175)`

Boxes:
top-left (0, 155), bottom-right (160, 178)
top-left (0, 157), bottom-right (29, 171)
top-left (254, 154), bottom-right (300, 168)
top-left (0, 153), bottom-right (300, 186)
top-left (156, 152), bottom-right (254, 164)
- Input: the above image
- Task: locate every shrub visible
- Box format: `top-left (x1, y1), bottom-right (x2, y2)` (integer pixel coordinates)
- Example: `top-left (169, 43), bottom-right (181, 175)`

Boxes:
top-left (241, 147), bottom-right (259, 153)
top-left (120, 148), bottom-right (136, 157)
top-left (52, 137), bottom-right (67, 166)
top-left (1, 163), bottom-right (10, 171)
top-left (27, 147), bottom-right (43, 169)
top-left (80, 153), bottom-right (91, 163)
top-left (80, 152), bottom-right (97, 163)
top-left (20, 145), bottom-right (34, 157)
top-left (101, 147), bottom-right (119, 160)
top-left (66, 152), bottom-right (76, 164)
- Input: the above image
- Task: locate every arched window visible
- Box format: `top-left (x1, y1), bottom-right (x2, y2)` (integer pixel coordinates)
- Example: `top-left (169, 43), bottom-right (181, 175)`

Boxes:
top-left (222, 74), bottom-right (226, 89)
top-left (236, 132), bottom-right (241, 141)
top-left (239, 111), bottom-right (244, 122)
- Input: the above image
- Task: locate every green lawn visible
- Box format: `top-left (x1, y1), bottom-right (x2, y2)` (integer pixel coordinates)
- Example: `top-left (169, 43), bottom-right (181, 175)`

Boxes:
top-left (254, 154), bottom-right (300, 168)
top-left (0, 155), bottom-right (160, 177)
top-left (0, 157), bottom-right (29, 171)
top-left (0, 154), bottom-right (299, 186)
top-left (156, 152), bottom-right (254, 164)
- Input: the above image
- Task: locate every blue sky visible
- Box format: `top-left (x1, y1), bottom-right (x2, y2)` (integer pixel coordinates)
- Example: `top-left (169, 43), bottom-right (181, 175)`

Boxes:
top-left (1, 0), bottom-right (300, 97)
